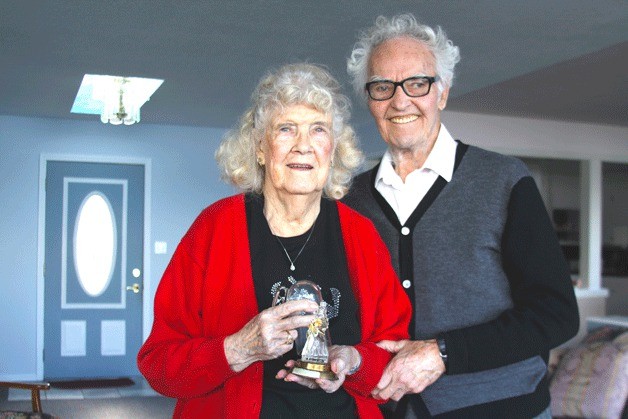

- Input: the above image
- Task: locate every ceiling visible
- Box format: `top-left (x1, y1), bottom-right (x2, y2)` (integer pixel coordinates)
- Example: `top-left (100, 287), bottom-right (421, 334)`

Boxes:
top-left (1, 1), bottom-right (627, 131)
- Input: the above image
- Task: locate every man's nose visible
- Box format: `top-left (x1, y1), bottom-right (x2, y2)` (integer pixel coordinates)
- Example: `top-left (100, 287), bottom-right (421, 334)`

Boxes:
top-left (390, 85), bottom-right (411, 109)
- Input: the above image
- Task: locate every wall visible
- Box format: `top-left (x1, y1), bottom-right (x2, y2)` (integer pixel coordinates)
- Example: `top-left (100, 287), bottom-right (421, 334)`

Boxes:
top-left (518, 159), bottom-right (628, 250)
top-left (0, 115), bottom-right (232, 379)
top-left (1, 112), bottom-right (626, 379)
top-left (603, 163), bottom-right (628, 246)
top-left (521, 158), bottom-right (581, 213)
top-left (441, 111), bottom-right (628, 163)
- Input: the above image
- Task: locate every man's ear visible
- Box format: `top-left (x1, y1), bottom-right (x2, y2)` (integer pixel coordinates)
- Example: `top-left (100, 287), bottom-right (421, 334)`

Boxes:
top-left (438, 84), bottom-right (450, 111)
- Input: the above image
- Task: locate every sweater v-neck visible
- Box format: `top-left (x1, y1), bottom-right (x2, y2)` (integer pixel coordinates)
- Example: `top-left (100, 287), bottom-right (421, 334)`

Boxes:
top-left (369, 141), bottom-right (469, 230)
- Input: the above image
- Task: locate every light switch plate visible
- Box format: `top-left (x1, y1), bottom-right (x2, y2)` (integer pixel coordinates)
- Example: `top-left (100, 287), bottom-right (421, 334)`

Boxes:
top-left (154, 241), bottom-right (167, 254)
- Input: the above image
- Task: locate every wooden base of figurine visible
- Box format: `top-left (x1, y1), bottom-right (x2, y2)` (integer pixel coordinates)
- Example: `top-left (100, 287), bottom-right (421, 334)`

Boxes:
top-left (291, 360), bottom-right (338, 381)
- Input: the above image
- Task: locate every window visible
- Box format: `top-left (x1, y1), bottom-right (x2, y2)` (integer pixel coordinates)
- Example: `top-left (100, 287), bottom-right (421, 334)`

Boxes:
top-left (73, 192), bottom-right (117, 296)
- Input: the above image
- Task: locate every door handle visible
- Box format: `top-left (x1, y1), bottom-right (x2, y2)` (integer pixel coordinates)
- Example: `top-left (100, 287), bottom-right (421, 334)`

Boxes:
top-left (126, 283), bottom-right (141, 293)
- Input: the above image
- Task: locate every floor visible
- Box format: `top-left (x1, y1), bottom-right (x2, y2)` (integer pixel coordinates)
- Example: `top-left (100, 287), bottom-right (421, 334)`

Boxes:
top-left (7, 376), bottom-right (158, 401)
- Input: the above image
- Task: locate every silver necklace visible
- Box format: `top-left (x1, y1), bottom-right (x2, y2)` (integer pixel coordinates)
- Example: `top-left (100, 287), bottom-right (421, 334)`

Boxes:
top-left (274, 220), bottom-right (316, 271)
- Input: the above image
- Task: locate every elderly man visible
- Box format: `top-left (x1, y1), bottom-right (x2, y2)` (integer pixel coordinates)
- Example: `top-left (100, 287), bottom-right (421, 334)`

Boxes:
top-left (342, 14), bottom-right (579, 418)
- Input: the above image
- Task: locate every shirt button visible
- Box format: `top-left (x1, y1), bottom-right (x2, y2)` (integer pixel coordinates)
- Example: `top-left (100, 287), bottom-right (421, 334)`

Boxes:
top-left (402, 280), bottom-right (411, 289)
top-left (401, 227), bottom-right (410, 235)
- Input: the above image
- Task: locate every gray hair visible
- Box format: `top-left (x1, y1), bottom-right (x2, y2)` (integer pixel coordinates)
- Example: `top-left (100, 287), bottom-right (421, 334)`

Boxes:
top-left (347, 13), bottom-right (460, 100)
top-left (215, 63), bottom-right (363, 200)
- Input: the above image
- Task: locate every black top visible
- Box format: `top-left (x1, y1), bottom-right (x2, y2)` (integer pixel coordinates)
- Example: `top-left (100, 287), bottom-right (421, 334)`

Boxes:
top-left (245, 194), bottom-right (361, 419)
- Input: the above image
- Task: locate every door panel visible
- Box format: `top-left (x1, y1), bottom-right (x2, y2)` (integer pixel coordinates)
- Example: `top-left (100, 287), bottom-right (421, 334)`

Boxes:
top-left (64, 180), bottom-right (125, 308)
top-left (44, 161), bottom-right (144, 379)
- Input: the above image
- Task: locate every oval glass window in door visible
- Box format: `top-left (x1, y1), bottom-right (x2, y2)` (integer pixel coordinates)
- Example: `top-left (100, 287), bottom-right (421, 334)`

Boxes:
top-left (73, 191), bottom-right (117, 297)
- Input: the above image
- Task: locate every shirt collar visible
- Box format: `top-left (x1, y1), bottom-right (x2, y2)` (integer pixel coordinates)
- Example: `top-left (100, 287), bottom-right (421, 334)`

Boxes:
top-left (375, 123), bottom-right (457, 185)
top-left (423, 124), bottom-right (457, 182)
top-left (376, 150), bottom-right (400, 187)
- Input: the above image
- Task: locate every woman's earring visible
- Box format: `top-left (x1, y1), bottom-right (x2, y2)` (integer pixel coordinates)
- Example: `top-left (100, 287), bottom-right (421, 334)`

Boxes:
top-left (257, 156), bottom-right (264, 166)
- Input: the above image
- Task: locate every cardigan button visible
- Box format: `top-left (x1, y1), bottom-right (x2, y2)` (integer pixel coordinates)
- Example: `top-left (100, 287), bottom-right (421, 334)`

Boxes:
top-left (402, 280), bottom-right (411, 289)
top-left (401, 227), bottom-right (410, 235)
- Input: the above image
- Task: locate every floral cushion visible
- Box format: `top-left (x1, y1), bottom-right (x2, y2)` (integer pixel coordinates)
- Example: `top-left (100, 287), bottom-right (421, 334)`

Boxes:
top-left (550, 328), bottom-right (628, 419)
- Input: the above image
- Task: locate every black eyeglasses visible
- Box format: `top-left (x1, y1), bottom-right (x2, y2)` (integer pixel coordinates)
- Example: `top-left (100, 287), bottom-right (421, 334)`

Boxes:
top-left (365, 76), bottom-right (439, 101)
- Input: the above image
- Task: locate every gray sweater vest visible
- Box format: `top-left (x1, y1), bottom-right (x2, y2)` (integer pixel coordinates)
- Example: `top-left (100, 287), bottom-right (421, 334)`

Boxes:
top-left (344, 145), bottom-right (547, 414)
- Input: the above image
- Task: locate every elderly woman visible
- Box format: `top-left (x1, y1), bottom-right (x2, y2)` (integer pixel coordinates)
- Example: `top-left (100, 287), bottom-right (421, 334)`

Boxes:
top-left (137, 63), bottom-right (411, 418)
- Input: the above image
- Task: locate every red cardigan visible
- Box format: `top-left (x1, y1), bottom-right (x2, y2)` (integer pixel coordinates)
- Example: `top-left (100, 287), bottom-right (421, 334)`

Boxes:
top-left (138, 195), bottom-right (411, 418)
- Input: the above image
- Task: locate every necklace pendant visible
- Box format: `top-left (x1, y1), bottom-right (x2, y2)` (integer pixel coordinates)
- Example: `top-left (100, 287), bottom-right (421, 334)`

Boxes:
top-left (274, 219), bottom-right (316, 275)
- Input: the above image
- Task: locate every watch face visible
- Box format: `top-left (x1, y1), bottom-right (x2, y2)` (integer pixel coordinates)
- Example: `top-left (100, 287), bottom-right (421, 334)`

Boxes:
top-left (437, 337), bottom-right (447, 359)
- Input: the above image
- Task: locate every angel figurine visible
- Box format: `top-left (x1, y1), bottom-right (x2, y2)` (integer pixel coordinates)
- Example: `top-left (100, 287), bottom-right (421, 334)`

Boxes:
top-left (292, 301), bottom-right (337, 380)
top-left (301, 301), bottom-right (330, 363)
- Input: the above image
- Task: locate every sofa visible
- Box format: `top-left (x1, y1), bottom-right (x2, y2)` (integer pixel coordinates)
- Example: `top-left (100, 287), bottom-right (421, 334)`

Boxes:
top-left (549, 326), bottom-right (628, 419)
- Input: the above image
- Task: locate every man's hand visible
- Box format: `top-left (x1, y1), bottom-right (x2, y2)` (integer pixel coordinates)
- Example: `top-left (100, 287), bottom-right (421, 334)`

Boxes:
top-left (371, 339), bottom-right (445, 401)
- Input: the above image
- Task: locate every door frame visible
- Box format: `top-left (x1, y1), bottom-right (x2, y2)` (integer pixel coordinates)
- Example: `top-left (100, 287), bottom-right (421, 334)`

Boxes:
top-left (37, 153), bottom-right (152, 379)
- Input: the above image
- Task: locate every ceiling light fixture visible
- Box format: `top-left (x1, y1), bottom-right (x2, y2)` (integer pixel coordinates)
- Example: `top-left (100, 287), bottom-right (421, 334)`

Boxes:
top-left (101, 78), bottom-right (139, 125)
top-left (71, 74), bottom-right (164, 126)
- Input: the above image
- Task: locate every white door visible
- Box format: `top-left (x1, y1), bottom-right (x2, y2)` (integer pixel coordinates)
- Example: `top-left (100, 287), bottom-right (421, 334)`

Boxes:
top-left (43, 160), bottom-right (145, 379)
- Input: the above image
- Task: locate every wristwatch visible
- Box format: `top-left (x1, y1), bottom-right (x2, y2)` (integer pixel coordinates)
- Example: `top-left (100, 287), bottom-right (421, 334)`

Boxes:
top-left (348, 357), bottom-right (362, 375)
top-left (436, 336), bottom-right (448, 371)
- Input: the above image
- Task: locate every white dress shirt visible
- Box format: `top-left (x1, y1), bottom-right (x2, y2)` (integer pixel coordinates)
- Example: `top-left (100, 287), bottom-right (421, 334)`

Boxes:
top-left (375, 124), bottom-right (458, 225)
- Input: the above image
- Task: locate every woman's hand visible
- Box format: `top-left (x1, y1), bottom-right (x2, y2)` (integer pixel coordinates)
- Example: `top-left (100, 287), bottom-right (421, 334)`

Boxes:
top-left (224, 299), bottom-right (318, 372)
top-left (276, 345), bottom-right (362, 393)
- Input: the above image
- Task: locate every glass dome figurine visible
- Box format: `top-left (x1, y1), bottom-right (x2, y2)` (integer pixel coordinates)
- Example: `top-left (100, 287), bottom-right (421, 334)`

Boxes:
top-left (272, 280), bottom-right (337, 380)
